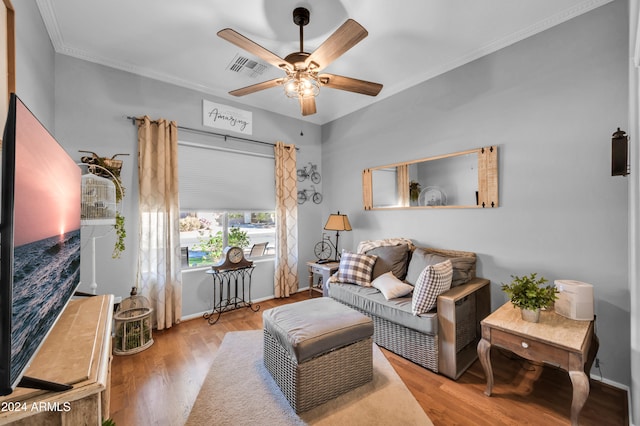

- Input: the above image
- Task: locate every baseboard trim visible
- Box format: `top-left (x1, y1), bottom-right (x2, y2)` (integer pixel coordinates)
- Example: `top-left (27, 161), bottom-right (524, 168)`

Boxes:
top-left (589, 373), bottom-right (630, 393)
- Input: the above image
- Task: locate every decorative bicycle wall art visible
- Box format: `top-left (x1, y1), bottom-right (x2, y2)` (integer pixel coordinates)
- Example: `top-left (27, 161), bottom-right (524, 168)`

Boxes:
top-left (297, 162), bottom-right (323, 204)
top-left (297, 162), bottom-right (321, 183)
top-left (297, 185), bottom-right (322, 204)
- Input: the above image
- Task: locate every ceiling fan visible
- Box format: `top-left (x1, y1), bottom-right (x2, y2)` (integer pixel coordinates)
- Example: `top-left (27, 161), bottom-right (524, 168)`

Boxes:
top-left (217, 7), bottom-right (383, 116)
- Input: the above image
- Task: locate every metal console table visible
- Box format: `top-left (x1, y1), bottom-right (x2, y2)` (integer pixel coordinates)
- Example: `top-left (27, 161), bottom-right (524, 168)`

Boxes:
top-left (204, 266), bottom-right (260, 325)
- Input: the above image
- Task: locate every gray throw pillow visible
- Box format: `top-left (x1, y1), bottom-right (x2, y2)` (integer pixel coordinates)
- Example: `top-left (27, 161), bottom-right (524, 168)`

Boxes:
top-left (335, 251), bottom-right (378, 287)
top-left (366, 244), bottom-right (410, 281)
top-left (405, 248), bottom-right (475, 287)
top-left (412, 260), bottom-right (453, 314)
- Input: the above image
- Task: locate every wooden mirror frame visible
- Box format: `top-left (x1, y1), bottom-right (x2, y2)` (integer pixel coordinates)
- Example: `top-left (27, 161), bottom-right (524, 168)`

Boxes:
top-left (362, 146), bottom-right (498, 210)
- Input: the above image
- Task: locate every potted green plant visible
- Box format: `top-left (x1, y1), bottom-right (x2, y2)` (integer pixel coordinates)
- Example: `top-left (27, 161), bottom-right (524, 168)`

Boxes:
top-left (501, 273), bottom-right (558, 322)
top-left (409, 181), bottom-right (421, 205)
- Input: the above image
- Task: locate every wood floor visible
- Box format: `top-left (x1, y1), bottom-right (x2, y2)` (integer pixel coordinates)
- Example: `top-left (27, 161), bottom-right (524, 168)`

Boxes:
top-left (109, 292), bottom-right (629, 426)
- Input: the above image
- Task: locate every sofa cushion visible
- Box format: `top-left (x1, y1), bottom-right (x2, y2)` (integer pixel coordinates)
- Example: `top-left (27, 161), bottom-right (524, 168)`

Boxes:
top-left (406, 248), bottom-right (475, 287)
top-left (412, 260), bottom-right (453, 315)
top-left (371, 271), bottom-right (414, 300)
top-left (366, 244), bottom-right (410, 280)
top-left (329, 282), bottom-right (438, 335)
top-left (335, 251), bottom-right (378, 287)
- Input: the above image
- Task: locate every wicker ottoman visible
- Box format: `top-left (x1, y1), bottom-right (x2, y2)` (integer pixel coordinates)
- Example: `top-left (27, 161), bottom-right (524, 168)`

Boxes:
top-left (262, 297), bottom-right (374, 413)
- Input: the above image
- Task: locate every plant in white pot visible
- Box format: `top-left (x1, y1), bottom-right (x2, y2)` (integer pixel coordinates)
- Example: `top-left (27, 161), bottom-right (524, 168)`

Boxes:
top-left (501, 273), bottom-right (558, 322)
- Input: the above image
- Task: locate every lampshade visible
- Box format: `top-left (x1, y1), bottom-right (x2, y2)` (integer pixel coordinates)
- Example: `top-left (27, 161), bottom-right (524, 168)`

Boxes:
top-left (324, 213), bottom-right (352, 232)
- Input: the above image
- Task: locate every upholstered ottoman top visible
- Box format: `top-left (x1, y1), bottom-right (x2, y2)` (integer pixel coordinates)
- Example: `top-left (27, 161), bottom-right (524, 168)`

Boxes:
top-left (263, 298), bottom-right (373, 363)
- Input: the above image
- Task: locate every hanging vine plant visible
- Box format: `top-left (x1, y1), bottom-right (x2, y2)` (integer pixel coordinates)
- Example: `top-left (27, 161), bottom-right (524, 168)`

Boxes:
top-left (112, 212), bottom-right (126, 259)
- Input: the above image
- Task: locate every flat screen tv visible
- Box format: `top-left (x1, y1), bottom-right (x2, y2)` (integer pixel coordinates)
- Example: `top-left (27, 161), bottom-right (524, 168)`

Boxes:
top-left (0, 93), bottom-right (81, 396)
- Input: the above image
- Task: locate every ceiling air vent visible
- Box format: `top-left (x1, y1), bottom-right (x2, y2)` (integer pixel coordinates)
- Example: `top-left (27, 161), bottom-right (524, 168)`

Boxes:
top-left (226, 54), bottom-right (268, 79)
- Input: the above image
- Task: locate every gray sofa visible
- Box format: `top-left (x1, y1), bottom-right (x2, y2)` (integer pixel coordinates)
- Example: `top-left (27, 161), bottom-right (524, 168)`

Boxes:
top-left (327, 242), bottom-right (491, 380)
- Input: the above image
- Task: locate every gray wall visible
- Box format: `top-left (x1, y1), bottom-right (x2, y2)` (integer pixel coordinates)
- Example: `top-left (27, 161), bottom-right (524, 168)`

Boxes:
top-left (321, 1), bottom-right (630, 385)
top-left (14, 0), bottom-right (55, 127)
top-left (14, 0), bottom-right (324, 317)
top-left (50, 54), bottom-right (323, 314)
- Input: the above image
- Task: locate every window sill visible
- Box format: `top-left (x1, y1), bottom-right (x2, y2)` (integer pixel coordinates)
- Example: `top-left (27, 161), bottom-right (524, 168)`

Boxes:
top-left (181, 255), bottom-right (274, 273)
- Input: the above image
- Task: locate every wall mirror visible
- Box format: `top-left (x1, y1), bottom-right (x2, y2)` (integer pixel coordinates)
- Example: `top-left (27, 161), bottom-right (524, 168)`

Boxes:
top-left (362, 146), bottom-right (498, 210)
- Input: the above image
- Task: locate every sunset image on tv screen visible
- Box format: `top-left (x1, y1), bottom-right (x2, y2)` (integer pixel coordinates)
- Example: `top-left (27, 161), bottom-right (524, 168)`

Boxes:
top-left (9, 97), bottom-right (81, 386)
top-left (13, 101), bottom-right (81, 246)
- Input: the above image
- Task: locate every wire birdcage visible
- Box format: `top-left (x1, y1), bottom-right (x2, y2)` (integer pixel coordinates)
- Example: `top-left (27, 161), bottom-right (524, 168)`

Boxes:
top-left (81, 172), bottom-right (117, 225)
top-left (79, 151), bottom-right (128, 203)
top-left (113, 287), bottom-right (154, 355)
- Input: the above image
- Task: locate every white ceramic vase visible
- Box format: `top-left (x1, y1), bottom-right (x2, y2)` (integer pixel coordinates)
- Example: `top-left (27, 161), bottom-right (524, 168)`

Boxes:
top-left (520, 308), bottom-right (540, 323)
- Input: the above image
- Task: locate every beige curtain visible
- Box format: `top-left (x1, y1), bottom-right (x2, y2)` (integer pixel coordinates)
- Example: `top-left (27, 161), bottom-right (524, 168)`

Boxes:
top-left (137, 116), bottom-right (182, 329)
top-left (274, 141), bottom-right (298, 297)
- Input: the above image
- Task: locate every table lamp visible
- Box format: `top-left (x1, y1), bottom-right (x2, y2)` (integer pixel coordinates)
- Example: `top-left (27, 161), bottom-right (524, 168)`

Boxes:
top-left (324, 211), bottom-right (352, 261)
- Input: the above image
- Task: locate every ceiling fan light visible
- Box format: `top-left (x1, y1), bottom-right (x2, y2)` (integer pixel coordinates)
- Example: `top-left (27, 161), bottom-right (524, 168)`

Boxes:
top-left (283, 77), bottom-right (299, 98)
top-left (301, 79), bottom-right (319, 97)
top-left (283, 71), bottom-right (320, 99)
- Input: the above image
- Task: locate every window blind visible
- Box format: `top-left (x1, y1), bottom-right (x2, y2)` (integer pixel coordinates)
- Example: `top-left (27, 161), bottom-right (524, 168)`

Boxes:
top-left (178, 142), bottom-right (275, 211)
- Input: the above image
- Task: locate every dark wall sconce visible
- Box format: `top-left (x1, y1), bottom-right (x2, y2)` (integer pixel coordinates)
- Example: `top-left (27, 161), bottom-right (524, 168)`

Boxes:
top-left (611, 127), bottom-right (629, 176)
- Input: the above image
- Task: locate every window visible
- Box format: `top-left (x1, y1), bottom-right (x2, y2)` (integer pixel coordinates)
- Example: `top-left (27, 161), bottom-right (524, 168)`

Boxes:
top-left (177, 139), bottom-right (276, 269)
top-left (179, 210), bottom-right (274, 268)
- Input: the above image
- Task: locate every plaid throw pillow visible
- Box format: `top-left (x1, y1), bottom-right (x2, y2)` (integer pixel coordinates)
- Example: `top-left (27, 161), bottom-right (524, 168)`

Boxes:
top-left (335, 251), bottom-right (378, 287)
top-left (412, 260), bottom-right (453, 315)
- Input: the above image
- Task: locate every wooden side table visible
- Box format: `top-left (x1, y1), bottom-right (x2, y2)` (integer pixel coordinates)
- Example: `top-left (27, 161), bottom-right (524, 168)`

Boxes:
top-left (477, 302), bottom-right (598, 426)
top-left (306, 261), bottom-right (339, 297)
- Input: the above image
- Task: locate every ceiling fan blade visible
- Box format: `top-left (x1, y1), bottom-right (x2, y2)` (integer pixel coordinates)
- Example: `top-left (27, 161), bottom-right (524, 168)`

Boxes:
top-left (306, 19), bottom-right (368, 71)
top-left (299, 96), bottom-right (317, 116)
top-left (319, 73), bottom-right (382, 96)
top-left (218, 28), bottom-right (293, 72)
top-left (229, 78), bottom-right (284, 97)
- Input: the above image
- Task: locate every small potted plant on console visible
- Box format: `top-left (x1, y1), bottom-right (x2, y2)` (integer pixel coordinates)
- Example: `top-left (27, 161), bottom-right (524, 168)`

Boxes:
top-left (501, 273), bottom-right (558, 322)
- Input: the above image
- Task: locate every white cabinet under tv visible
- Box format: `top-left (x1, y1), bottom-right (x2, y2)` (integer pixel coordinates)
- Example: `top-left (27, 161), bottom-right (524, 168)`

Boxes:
top-left (0, 295), bottom-right (114, 425)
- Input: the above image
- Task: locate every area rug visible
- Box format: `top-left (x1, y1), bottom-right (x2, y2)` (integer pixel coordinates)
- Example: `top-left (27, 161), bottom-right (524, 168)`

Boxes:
top-left (186, 330), bottom-right (433, 426)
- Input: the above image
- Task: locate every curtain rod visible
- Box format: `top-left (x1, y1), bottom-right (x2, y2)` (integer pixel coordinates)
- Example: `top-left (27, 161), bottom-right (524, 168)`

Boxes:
top-left (125, 116), bottom-right (298, 150)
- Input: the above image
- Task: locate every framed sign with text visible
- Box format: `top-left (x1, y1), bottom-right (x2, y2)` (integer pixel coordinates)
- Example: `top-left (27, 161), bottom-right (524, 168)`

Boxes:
top-left (202, 99), bottom-right (253, 135)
